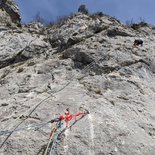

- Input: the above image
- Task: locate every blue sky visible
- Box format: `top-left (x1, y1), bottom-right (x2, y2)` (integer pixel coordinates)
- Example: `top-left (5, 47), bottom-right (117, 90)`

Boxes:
top-left (16, 0), bottom-right (155, 24)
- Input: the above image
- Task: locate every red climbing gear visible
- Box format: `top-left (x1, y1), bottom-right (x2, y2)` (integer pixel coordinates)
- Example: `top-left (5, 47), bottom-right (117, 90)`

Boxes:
top-left (75, 112), bottom-right (85, 120)
top-left (59, 115), bottom-right (65, 120)
top-left (65, 114), bottom-right (74, 127)
top-left (50, 108), bottom-right (88, 127)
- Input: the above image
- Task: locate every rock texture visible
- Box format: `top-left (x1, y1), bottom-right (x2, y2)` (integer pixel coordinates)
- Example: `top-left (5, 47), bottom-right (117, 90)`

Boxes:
top-left (0, 2), bottom-right (155, 155)
top-left (0, 0), bottom-right (21, 26)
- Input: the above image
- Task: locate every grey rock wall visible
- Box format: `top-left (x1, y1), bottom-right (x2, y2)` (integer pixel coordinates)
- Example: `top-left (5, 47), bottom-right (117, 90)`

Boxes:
top-left (0, 0), bottom-right (21, 26)
top-left (0, 4), bottom-right (155, 155)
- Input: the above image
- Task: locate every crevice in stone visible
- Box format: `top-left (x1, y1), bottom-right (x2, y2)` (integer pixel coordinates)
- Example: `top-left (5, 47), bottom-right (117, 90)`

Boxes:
top-left (0, 0), bottom-right (21, 25)
top-left (0, 53), bottom-right (30, 69)
top-left (127, 80), bottom-right (145, 94)
top-left (107, 28), bottom-right (133, 37)
top-left (120, 59), bottom-right (149, 68)
top-left (138, 123), bottom-right (155, 138)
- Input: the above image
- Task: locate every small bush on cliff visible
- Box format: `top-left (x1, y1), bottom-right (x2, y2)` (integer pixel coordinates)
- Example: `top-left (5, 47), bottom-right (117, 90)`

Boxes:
top-left (33, 12), bottom-right (46, 25)
top-left (126, 18), bottom-right (149, 30)
top-left (90, 11), bottom-right (104, 18)
top-left (33, 4), bottom-right (89, 27)
top-left (47, 13), bottom-right (74, 28)
top-left (78, 4), bottom-right (88, 14)
top-left (131, 21), bottom-right (148, 30)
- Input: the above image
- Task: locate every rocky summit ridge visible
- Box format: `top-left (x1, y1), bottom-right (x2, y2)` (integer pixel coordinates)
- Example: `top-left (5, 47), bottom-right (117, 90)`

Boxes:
top-left (0, 1), bottom-right (155, 155)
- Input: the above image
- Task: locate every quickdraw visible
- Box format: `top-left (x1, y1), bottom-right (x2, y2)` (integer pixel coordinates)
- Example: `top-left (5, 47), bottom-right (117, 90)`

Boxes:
top-left (0, 107), bottom-right (89, 155)
top-left (44, 108), bottom-right (89, 155)
top-left (50, 108), bottom-right (89, 127)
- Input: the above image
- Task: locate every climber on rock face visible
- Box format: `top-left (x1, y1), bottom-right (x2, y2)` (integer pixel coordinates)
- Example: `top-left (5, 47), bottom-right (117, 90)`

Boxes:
top-left (133, 39), bottom-right (143, 46)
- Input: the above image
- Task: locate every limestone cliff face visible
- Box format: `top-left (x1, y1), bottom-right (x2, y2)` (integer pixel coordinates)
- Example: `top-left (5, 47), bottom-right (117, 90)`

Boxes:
top-left (0, 2), bottom-right (155, 155)
top-left (0, 0), bottom-right (20, 25)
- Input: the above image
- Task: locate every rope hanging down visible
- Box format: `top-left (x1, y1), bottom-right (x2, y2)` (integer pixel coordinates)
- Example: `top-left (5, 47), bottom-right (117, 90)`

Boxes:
top-left (0, 50), bottom-right (97, 148)
top-left (49, 126), bottom-right (62, 155)
top-left (44, 121), bottom-right (63, 155)
top-left (0, 108), bottom-right (89, 154)
top-left (0, 108), bottom-right (89, 155)
top-left (44, 108), bottom-right (89, 155)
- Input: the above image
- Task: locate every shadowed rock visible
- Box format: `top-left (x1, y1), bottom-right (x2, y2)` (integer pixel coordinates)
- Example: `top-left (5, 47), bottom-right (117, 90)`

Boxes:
top-left (0, 0), bottom-right (21, 25)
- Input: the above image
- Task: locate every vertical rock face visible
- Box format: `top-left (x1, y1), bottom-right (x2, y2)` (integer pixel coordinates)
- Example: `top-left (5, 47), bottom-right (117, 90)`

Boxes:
top-left (0, 0), bottom-right (21, 25)
top-left (1, 2), bottom-right (155, 155)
